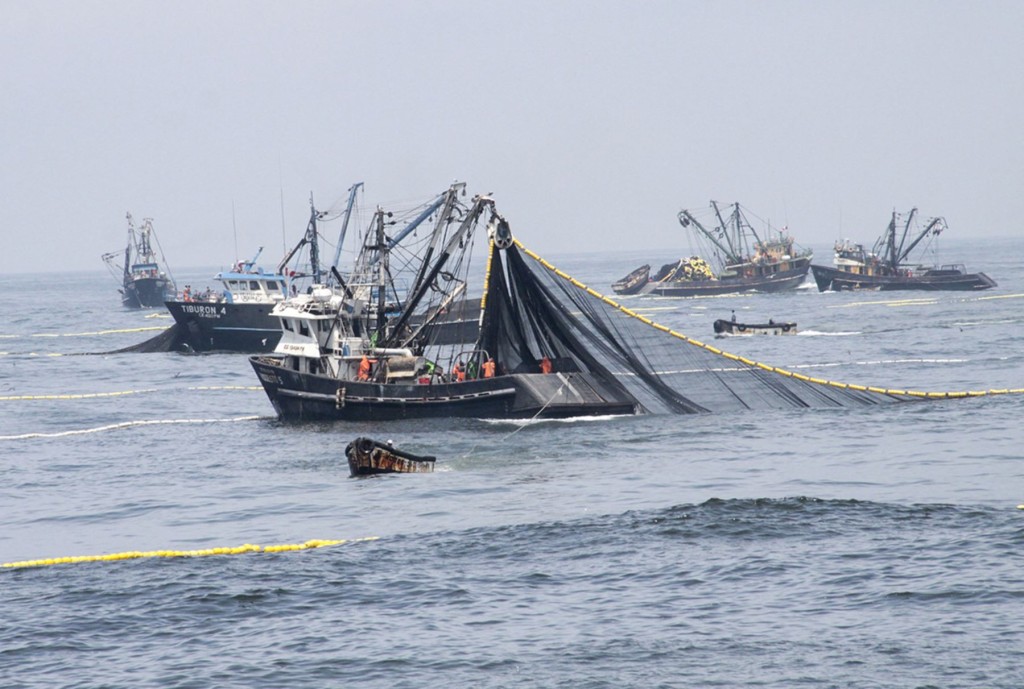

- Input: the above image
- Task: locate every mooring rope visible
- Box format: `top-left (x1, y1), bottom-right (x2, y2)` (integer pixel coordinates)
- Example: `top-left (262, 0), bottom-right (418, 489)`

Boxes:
top-left (514, 239), bottom-right (1024, 400)
top-left (496, 377), bottom-right (571, 443)
top-left (455, 377), bottom-right (572, 460)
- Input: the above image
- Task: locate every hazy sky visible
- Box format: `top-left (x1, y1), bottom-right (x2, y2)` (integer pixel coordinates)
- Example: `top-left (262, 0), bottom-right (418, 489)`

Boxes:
top-left (2, 0), bottom-right (1021, 275)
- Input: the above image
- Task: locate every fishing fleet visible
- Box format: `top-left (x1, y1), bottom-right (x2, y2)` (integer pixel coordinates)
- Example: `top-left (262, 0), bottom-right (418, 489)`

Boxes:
top-left (99, 191), bottom-right (1004, 473)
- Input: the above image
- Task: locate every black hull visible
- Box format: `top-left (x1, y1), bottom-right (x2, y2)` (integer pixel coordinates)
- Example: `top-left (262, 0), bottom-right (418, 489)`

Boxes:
top-left (163, 301), bottom-right (481, 354)
top-left (648, 264), bottom-right (809, 297)
top-left (250, 356), bottom-right (638, 421)
top-left (123, 277), bottom-right (174, 309)
top-left (345, 437), bottom-right (436, 476)
top-left (611, 265), bottom-right (651, 295)
top-left (713, 319), bottom-right (796, 336)
top-left (165, 301), bottom-right (282, 353)
top-left (810, 265), bottom-right (997, 292)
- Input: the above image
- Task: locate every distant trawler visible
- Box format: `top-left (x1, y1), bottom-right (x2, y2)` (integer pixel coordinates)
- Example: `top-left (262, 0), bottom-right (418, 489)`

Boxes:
top-left (102, 213), bottom-right (176, 308)
top-left (810, 209), bottom-right (996, 292)
top-left (612, 201), bottom-right (812, 296)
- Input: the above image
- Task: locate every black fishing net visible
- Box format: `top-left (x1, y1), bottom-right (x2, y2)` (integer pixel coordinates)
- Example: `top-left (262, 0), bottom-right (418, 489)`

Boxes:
top-left (477, 241), bottom-right (905, 415)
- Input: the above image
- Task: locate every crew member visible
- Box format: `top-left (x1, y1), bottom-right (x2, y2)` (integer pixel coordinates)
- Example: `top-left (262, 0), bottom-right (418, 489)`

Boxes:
top-left (453, 360), bottom-right (466, 382)
top-left (540, 356), bottom-right (552, 374)
top-left (357, 354), bottom-right (372, 381)
top-left (482, 357), bottom-right (496, 378)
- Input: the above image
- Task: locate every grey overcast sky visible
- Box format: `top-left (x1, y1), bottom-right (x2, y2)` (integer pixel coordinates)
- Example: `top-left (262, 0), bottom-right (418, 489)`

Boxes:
top-left (2, 0), bottom-right (1021, 275)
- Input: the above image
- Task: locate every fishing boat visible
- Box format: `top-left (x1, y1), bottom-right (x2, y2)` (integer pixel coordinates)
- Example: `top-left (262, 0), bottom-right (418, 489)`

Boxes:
top-left (713, 317), bottom-right (797, 336)
top-left (162, 253), bottom-right (293, 353)
top-left (810, 209), bottom-right (997, 292)
top-left (249, 189), bottom-right (640, 422)
top-left (163, 184), bottom-right (363, 353)
top-left (612, 201), bottom-right (812, 296)
top-left (611, 264), bottom-right (650, 295)
top-left (102, 213), bottom-right (176, 308)
top-left (345, 437), bottom-right (436, 476)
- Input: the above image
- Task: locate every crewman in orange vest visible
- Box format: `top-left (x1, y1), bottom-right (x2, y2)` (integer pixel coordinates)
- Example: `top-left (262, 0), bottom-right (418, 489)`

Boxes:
top-left (540, 356), bottom-right (552, 374)
top-left (482, 357), bottom-right (496, 378)
top-left (453, 360), bottom-right (466, 382)
top-left (357, 354), bottom-right (372, 381)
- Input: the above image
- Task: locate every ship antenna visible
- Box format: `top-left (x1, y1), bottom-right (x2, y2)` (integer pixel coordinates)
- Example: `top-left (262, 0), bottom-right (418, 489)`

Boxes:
top-left (232, 200), bottom-right (239, 264)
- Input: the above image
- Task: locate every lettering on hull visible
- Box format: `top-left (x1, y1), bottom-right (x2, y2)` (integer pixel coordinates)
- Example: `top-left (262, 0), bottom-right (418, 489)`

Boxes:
top-left (180, 304), bottom-right (226, 318)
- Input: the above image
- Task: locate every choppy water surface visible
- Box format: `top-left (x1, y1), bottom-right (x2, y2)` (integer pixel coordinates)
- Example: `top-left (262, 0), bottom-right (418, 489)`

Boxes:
top-left (2, 239), bottom-right (1023, 688)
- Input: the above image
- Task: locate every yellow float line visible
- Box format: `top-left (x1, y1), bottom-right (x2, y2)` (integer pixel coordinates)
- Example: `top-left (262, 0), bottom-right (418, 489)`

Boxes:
top-left (0, 326), bottom-right (170, 339)
top-left (0, 389), bottom-right (158, 401)
top-left (830, 297), bottom-right (938, 309)
top-left (479, 236), bottom-right (495, 312)
top-left (513, 239), bottom-right (1024, 401)
top-left (0, 352), bottom-right (68, 357)
top-left (2, 537), bottom-right (379, 569)
top-left (978, 293), bottom-right (1024, 301)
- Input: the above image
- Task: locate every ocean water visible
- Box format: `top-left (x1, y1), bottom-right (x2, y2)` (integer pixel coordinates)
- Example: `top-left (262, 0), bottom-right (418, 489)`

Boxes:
top-left (2, 238), bottom-right (1023, 688)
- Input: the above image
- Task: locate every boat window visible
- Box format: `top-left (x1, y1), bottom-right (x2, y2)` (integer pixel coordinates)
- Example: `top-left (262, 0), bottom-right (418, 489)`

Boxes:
top-left (299, 322), bottom-right (310, 336)
top-left (250, 281), bottom-right (260, 290)
top-left (282, 320), bottom-right (293, 332)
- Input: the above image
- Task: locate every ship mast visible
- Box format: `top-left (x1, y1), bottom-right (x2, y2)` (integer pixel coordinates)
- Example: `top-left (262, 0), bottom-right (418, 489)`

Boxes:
top-left (733, 204), bottom-right (765, 254)
top-left (900, 216), bottom-right (944, 261)
top-left (710, 200), bottom-right (738, 259)
top-left (381, 194), bottom-right (494, 350)
top-left (404, 182), bottom-right (466, 299)
top-left (308, 194), bottom-right (321, 283)
top-left (275, 194), bottom-right (323, 282)
top-left (874, 211), bottom-right (898, 268)
top-left (678, 208), bottom-right (732, 260)
top-left (894, 207), bottom-right (917, 266)
top-left (374, 209), bottom-right (389, 345)
top-left (330, 182), bottom-right (363, 278)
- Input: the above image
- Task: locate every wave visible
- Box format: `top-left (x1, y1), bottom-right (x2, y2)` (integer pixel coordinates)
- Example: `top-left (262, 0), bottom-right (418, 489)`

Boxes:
top-left (797, 329), bottom-right (862, 337)
top-left (480, 413), bottom-right (630, 427)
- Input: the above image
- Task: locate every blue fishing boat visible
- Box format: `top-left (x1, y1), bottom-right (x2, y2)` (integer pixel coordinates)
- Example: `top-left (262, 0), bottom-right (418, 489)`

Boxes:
top-left (163, 184), bottom-right (363, 353)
